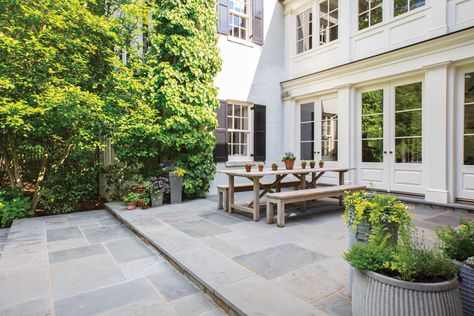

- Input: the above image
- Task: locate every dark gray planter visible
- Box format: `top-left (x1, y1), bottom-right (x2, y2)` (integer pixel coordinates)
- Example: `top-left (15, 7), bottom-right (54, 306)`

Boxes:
top-left (150, 189), bottom-right (164, 207)
top-left (169, 172), bottom-right (183, 204)
top-left (456, 261), bottom-right (474, 316)
top-left (352, 270), bottom-right (462, 316)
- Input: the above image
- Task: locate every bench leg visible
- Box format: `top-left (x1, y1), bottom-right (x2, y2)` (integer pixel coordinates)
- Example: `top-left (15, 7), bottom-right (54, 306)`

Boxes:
top-left (217, 190), bottom-right (223, 210)
top-left (266, 201), bottom-right (274, 224)
top-left (277, 201), bottom-right (285, 228)
top-left (224, 190), bottom-right (229, 212)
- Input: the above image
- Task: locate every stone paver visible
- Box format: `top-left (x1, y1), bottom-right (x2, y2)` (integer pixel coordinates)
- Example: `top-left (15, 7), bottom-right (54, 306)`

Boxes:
top-left (106, 196), bottom-right (472, 316)
top-left (0, 210), bottom-right (223, 315)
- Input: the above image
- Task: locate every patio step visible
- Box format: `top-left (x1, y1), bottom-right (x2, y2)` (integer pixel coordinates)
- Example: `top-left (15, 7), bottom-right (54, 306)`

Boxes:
top-left (105, 201), bottom-right (329, 316)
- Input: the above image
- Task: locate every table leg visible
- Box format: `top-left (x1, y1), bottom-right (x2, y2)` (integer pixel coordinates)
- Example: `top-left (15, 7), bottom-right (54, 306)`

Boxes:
top-left (339, 172), bottom-right (345, 206)
top-left (228, 174), bottom-right (234, 213)
top-left (312, 172), bottom-right (316, 188)
top-left (300, 173), bottom-right (307, 211)
top-left (253, 177), bottom-right (260, 221)
top-left (276, 175), bottom-right (281, 192)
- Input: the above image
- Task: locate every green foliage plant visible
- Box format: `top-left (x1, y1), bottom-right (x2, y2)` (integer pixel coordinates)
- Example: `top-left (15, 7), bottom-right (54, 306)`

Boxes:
top-left (147, 0), bottom-right (222, 197)
top-left (281, 152), bottom-right (296, 161)
top-left (123, 192), bottom-right (140, 204)
top-left (0, 189), bottom-right (33, 228)
top-left (436, 218), bottom-right (474, 262)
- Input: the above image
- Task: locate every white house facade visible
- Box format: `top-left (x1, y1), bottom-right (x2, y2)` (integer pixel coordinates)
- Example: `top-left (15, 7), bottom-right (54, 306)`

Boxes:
top-left (211, 0), bottom-right (474, 205)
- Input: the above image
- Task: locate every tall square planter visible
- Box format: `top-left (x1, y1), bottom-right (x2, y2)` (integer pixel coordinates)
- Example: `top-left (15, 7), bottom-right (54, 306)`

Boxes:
top-left (169, 172), bottom-right (183, 204)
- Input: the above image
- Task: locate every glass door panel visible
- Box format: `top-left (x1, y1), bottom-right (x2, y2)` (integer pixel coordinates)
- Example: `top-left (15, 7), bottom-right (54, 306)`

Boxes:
top-left (394, 82), bottom-right (422, 163)
top-left (361, 89), bottom-right (384, 163)
top-left (321, 98), bottom-right (338, 161)
top-left (300, 102), bottom-right (315, 160)
top-left (464, 73), bottom-right (474, 165)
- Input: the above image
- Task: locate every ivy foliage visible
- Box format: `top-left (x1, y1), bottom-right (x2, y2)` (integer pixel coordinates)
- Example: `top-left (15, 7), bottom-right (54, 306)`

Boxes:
top-left (146, 0), bottom-right (222, 197)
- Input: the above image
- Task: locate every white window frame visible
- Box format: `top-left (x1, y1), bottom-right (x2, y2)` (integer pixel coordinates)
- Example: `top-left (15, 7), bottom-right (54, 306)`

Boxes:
top-left (358, 0), bottom-right (383, 31)
top-left (318, 0), bottom-right (338, 46)
top-left (296, 8), bottom-right (313, 54)
top-left (228, 0), bottom-right (251, 41)
top-left (393, 0), bottom-right (426, 17)
top-left (227, 101), bottom-right (253, 162)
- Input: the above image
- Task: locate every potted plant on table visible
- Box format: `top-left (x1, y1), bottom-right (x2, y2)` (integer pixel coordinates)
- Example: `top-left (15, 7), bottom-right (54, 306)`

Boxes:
top-left (169, 167), bottom-right (186, 204)
top-left (123, 192), bottom-right (140, 210)
top-left (318, 160), bottom-right (324, 168)
top-left (309, 160), bottom-right (315, 168)
top-left (258, 163), bottom-right (264, 172)
top-left (244, 163), bottom-right (252, 172)
top-left (301, 160), bottom-right (307, 169)
top-left (149, 176), bottom-right (169, 207)
top-left (436, 218), bottom-right (474, 315)
top-left (281, 152), bottom-right (296, 170)
top-left (271, 163), bottom-right (278, 171)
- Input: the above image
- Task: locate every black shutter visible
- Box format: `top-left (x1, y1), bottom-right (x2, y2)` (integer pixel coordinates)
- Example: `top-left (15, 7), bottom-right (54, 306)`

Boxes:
top-left (217, 0), bottom-right (229, 35)
top-left (253, 104), bottom-right (266, 161)
top-left (252, 0), bottom-right (264, 45)
top-left (214, 101), bottom-right (228, 162)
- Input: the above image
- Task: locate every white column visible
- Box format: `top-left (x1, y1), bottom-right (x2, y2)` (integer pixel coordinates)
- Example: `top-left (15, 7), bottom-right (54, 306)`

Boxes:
top-left (283, 97), bottom-right (297, 154)
top-left (424, 62), bottom-right (451, 204)
top-left (337, 84), bottom-right (352, 184)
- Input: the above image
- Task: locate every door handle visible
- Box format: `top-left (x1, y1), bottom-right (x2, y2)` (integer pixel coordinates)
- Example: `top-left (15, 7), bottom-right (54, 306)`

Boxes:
top-left (389, 151), bottom-right (393, 154)
top-left (384, 151), bottom-right (387, 154)
top-left (314, 151), bottom-right (320, 154)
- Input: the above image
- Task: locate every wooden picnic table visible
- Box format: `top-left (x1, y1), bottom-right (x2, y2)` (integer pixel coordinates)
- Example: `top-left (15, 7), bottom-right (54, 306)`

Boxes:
top-left (216, 167), bottom-right (352, 221)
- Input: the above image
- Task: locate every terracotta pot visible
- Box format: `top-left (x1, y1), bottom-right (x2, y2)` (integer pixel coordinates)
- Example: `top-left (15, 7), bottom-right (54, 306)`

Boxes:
top-left (319, 163), bottom-right (324, 168)
top-left (142, 204), bottom-right (149, 210)
top-left (258, 165), bottom-right (264, 172)
top-left (301, 163), bottom-right (307, 169)
top-left (284, 160), bottom-right (295, 170)
top-left (309, 162), bottom-right (315, 168)
top-left (271, 165), bottom-right (278, 171)
top-left (132, 185), bottom-right (145, 194)
top-left (245, 165), bottom-right (252, 172)
top-left (136, 200), bottom-right (143, 207)
top-left (126, 203), bottom-right (136, 210)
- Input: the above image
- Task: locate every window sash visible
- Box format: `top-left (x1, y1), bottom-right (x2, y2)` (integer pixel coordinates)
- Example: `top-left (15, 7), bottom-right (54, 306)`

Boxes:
top-left (227, 103), bottom-right (251, 158)
top-left (319, 0), bottom-right (338, 45)
top-left (296, 9), bottom-right (313, 54)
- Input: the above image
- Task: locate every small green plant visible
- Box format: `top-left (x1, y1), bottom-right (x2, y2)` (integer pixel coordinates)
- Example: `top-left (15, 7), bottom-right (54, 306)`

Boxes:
top-left (139, 195), bottom-right (150, 206)
top-left (271, 163), bottom-right (278, 167)
top-left (245, 162), bottom-right (252, 168)
top-left (319, 159), bottom-right (324, 164)
top-left (173, 167), bottom-right (186, 177)
top-left (436, 218), bottom-right (474, 262)
top-left (0, 189), bottom-right (34, 228)
top-left (301, 160), bottom-right (307, 165)
top-left (281, 152), bottom-right (296, 161)
top-left (123, 192), bottom-right (140, 204)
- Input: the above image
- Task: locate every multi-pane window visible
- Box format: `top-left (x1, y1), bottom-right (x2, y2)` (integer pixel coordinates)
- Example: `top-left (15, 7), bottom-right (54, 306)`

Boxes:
top-left (394, 0), bottom-right (425, 17)
top-left (361, 90), bottom-right (384, 162)
top-left (229, 0), bottom-right (249, 40)
top-left (321, 99), bottom-right (338, 161)
top-left (358, 0), bottom-right (383, 30)
top-left (319, 0), bottom-right (338, 45)
top-left (227, 103), bottom-right (250, 159)
top-left (394, 82), bottom-right (422, 163)
top-left (296, 8), bottom-right (313, 54)
top-left (464, 72), bottom-right (474, 165)
top-left (300, 103), bottom-right (315, 160)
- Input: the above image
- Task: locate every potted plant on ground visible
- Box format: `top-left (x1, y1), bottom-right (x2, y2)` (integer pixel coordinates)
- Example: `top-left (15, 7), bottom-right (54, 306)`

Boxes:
top-left (258, 163), bottom-right (264, 172)
top-left (149, 176), bottom-right (169, 207)
top-left (139, 196), bottom-right (150, 209)
top-left (309, 160), bottom-right (315, 168)
top-left (436, 218), bottom-right (474, 315)
top-left (169, 167), bottom-right (186, 204)
top-left (301, 160), bottom-right (307, 169)
top-left (318, 160), bottom-right (324, 168)
top-left (271, 163), bottom-right (278, 171)
top-left (244, 163), bottom-right (252, 172)
top-left (346, 236), bottom-right (462, 316)
top-left (281, 152), bottom-right (296, 170)
top-left (123, 192), bottom-right (140, 210)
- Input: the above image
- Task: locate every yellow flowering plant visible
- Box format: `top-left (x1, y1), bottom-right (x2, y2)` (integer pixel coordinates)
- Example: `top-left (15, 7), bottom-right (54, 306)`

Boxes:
top-left (173, 167), bottom-right (186, 177)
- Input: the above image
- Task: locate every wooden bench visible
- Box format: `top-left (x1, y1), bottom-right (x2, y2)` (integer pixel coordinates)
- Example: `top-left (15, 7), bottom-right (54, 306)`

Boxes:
top-left (217, 179), bottom-right (301, 211)
top-left (266, 184), bottom-right (365, 227)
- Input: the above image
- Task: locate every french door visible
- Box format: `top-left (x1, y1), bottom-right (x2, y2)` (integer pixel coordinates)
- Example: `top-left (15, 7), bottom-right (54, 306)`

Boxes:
top-left (300, 96), bottom-right (339, 183)
top-left (359, 79), bottom-right (424, 194)
top-left (456, 69), bottom-right (474, 200)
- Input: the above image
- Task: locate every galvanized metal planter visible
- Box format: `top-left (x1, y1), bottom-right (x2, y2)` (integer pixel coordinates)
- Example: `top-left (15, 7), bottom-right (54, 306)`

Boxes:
top-left (352, 270), bottom-right (463, 316)
top-left (169, 172), bottom-right (183, 204)
top-left (458, 262), bottom-right (474, 316)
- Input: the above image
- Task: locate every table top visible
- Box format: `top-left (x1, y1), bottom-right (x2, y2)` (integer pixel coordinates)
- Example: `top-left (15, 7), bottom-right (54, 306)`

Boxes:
top-left (216, 167), bottom-right (353, 177)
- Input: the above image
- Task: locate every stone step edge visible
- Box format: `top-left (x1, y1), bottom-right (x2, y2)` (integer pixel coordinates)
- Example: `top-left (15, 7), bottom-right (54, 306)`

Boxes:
top-left (105, 204), bottom-right (241, 316)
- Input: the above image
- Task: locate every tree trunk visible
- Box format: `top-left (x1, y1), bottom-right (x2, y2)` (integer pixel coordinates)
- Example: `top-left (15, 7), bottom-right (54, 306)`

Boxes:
top-left (6, 132), bottom-right (23, 189)
top-left (31, 145), bottom-right (48, 211)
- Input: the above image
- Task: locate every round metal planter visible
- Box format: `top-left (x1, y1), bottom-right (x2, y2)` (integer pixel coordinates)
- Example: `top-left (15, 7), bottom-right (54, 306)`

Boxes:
top-left (458, 262), bottom-right (474, 316)
top-left (352, 270), bottom-right (463, 316)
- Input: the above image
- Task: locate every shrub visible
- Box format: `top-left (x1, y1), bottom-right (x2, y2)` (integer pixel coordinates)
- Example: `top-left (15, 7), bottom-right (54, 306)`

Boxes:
top-left (344, 233), bottom-right (457, 282)
top-left (436, 218), bottom-right (474, 262)
top-left (0, 189), bottom-right (33, 228)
